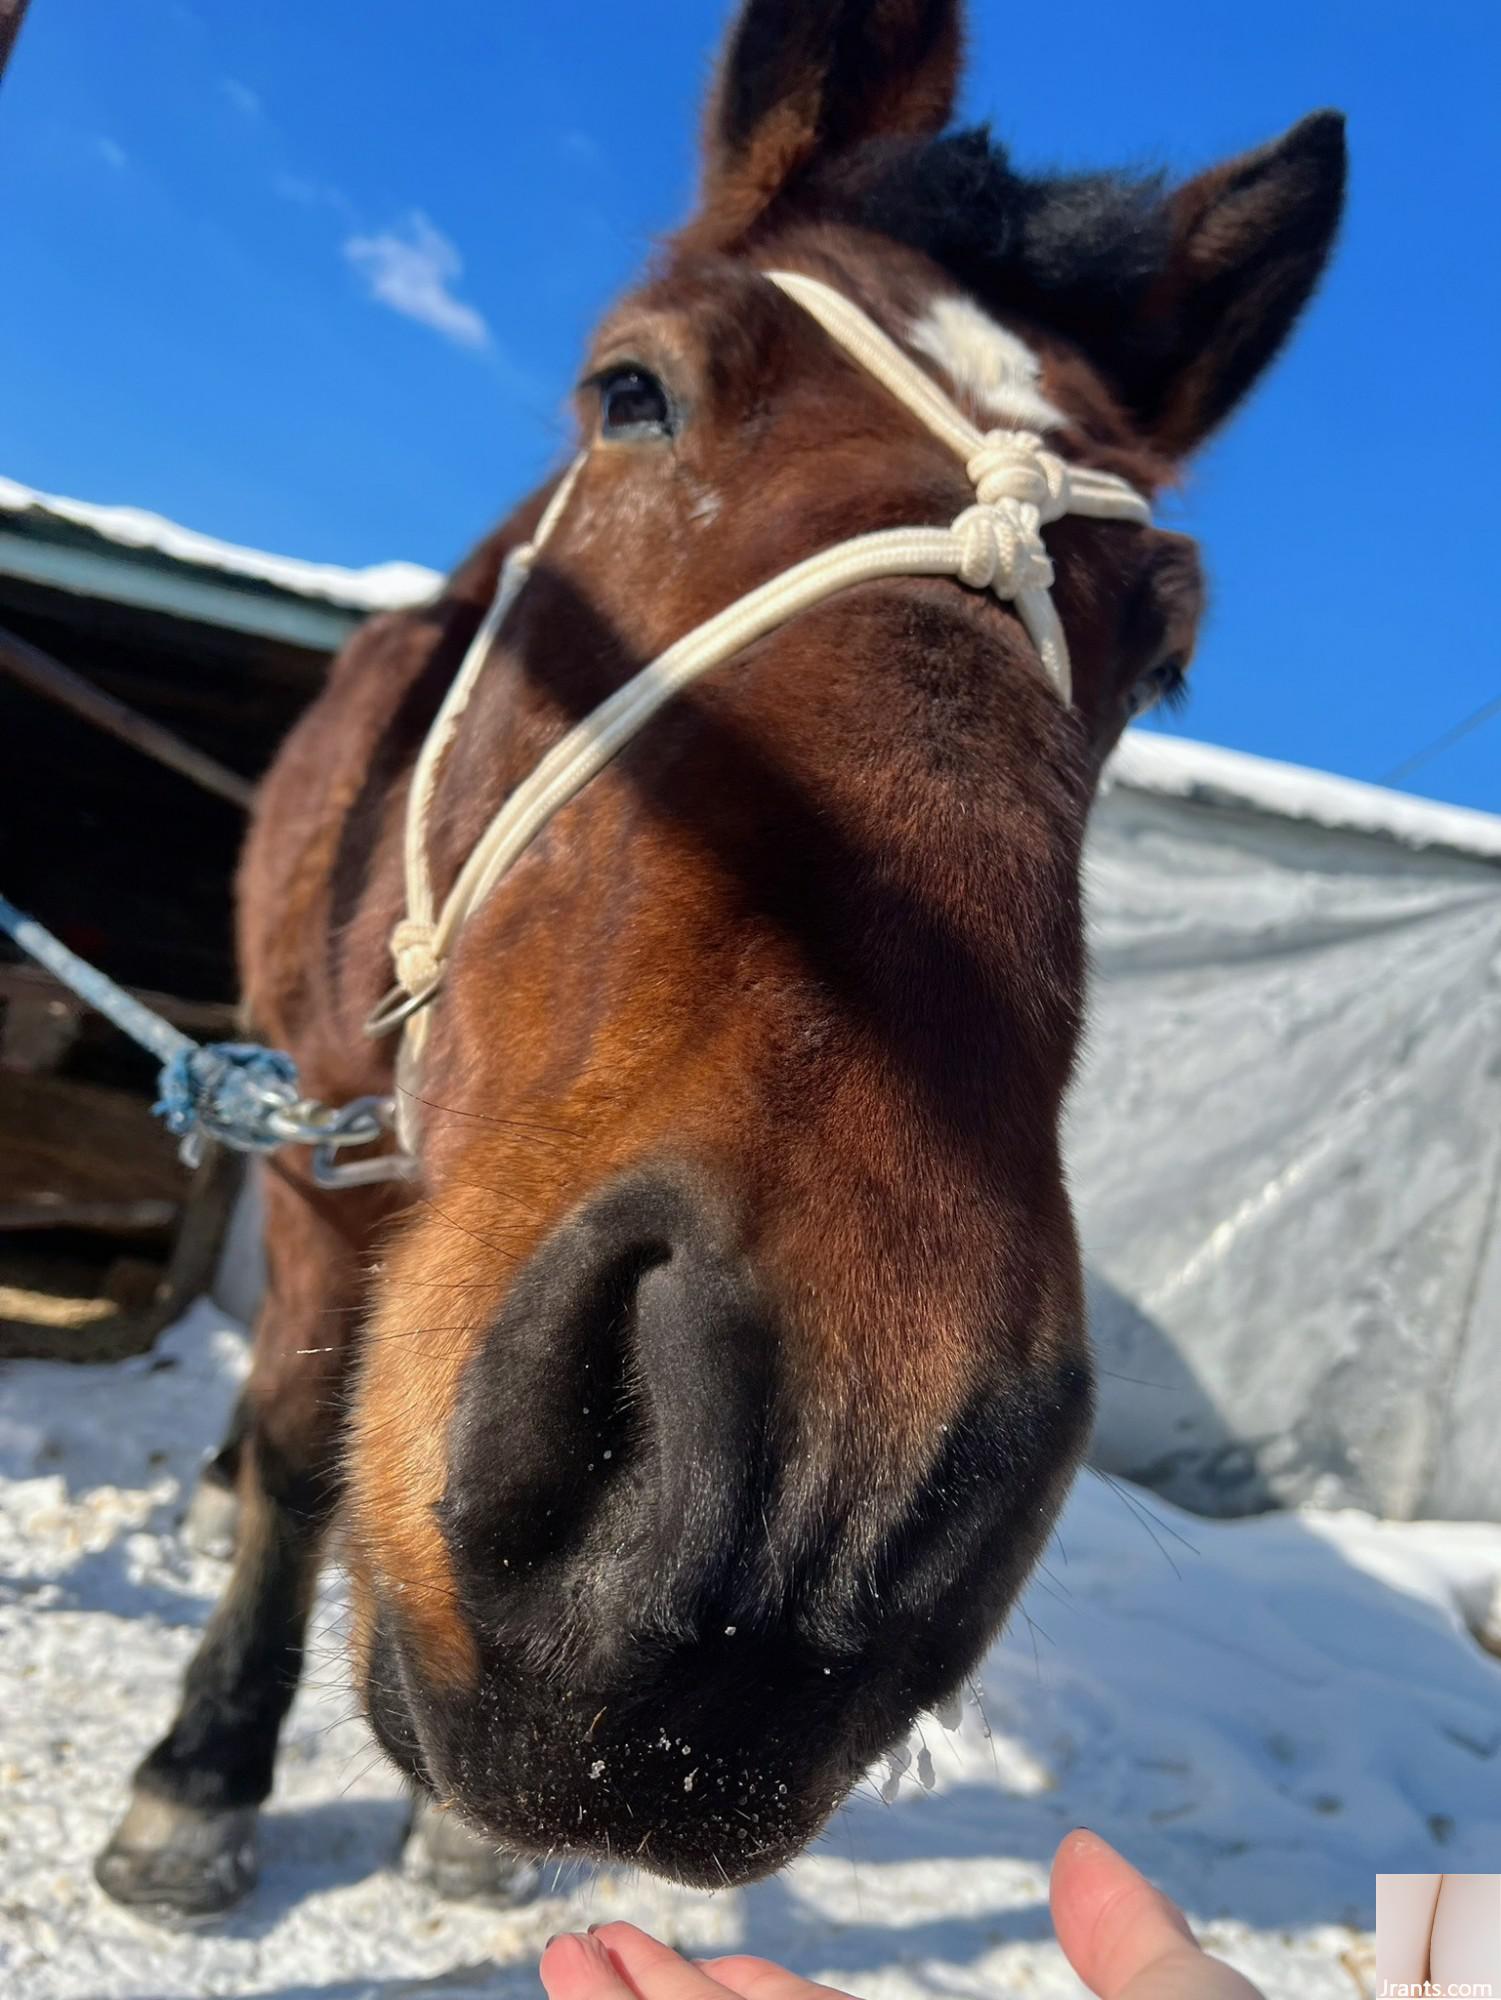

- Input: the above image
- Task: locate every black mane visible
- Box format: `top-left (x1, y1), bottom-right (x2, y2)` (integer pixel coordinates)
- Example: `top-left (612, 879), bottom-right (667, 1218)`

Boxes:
top-left (817, 125), bottom-right (1170, 364)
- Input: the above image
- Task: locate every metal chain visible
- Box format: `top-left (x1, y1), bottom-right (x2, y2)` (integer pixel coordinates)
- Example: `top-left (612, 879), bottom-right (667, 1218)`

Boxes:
top-left (0, 893), bottom-right (415, 1190)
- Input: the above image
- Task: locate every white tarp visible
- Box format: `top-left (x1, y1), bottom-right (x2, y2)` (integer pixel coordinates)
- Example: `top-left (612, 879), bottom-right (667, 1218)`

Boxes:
top-left (1077, 735), bottom-right (1501, 1522)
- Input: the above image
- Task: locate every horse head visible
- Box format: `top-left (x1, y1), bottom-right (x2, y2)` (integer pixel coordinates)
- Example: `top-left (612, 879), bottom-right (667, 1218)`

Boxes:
top-left (336, 0), bottom-right (1344, 1887)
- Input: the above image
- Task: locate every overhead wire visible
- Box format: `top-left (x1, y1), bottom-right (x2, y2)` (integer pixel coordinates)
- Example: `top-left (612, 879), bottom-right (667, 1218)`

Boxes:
top-left (1378, 689), bottom-right (1501, 789)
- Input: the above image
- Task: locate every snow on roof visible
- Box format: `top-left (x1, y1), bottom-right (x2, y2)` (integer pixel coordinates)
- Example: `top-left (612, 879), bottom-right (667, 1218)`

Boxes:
top-left (1110, 729), bottom-right (1501, 864)
top-left (0, 475), bottom-right (442, 614)
top-left (5, 472), bottom-right (1496, 860)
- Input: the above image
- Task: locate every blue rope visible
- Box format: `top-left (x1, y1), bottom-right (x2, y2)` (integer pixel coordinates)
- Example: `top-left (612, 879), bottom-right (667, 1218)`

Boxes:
top-left (154, 1042), bottom-right (303, 1152)
top-left (0, 893), bottom-right (193, 1070)
top-left (0, 892), bottom-right (304, 1156)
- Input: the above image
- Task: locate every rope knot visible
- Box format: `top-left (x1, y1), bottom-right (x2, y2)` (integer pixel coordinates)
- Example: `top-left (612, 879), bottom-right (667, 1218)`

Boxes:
top-left (951, 502), bottom-right (1055, 599)
top-left (391, 917), bottom-right (441, 997)
top-left (966, 429), bottom-right (1070, 518)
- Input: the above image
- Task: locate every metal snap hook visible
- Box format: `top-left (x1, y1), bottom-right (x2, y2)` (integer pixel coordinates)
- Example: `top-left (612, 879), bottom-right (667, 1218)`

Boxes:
top-left (307, 1095), bottom-right (419, 1189)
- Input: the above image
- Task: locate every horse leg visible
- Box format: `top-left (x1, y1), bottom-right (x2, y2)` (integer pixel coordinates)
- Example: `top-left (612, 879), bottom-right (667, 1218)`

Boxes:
top-left (401, 1792), bottom-right (540, 1904)
top-left (181, 1385), bottom-right (250, 1560)
top-left (94, 1166), bottom-right (362, 1921)
top-left (94, 1416), bottom-right (325, 1917)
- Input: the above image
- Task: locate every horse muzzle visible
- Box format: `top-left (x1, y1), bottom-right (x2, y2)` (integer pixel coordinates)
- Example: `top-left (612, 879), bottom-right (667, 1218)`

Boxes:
top-left (352, 1163), bottom-right (1092, 1885)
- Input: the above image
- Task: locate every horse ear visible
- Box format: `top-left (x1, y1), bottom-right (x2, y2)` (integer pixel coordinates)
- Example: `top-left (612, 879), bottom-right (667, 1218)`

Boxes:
top-left (1127, 112), bottom-right (1346, 457)
top-left (695, 0), bottom-right (963, 242)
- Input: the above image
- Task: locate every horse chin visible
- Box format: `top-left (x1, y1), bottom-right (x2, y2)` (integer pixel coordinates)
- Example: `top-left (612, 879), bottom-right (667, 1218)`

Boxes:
top-left (353, 1443), bottom-right (1082, 1887)
top-left (358, 1606), bottom-right (918, 1887)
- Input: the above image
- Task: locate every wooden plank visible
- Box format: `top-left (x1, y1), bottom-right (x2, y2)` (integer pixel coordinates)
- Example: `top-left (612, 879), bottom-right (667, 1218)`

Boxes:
top-left (0, 1197), bottom-right (178, 1234)
top-left (147, 1144), bottom-right (243, 1333)
top-left (0, 1146), bottom-right (243, 1362)
top-left (0, 621), bottom-right (255, 809)
top-left (0, 1070), bottom-right (187, 1210)
top-left (0, 961), bottom-right (240, 1038)
top-left (0, 982), bottom-right (79, 1072)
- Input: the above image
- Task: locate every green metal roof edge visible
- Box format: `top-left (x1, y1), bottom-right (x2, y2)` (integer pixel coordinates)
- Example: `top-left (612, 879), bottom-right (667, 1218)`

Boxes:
top-left (0, 525), bottom-right (364, 652)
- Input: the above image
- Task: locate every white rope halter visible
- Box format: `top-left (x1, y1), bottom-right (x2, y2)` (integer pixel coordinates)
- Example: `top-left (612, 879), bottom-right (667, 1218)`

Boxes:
top-left (367, 270), bottom-right (1153, 1107)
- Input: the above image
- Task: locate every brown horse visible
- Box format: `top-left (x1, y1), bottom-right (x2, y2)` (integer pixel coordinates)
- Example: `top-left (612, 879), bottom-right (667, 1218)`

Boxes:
top-left (96, 0), bottom-right (1344, 1919)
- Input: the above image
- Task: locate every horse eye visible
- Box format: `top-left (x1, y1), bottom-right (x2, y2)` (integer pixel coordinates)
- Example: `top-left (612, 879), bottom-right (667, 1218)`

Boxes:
top-left (1128, 656), bottom-right (1188, 719)
top-left (597, 366), bottom-right (673, 440)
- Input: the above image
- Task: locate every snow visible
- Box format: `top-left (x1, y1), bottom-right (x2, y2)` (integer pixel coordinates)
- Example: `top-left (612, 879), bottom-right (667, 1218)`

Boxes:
top-left (1110, 729), bottom-right (1501, 863)
top-left (0, 476), bottom-right (443, 615)
top-left (4, 1302), bottom-right (1500, 2000)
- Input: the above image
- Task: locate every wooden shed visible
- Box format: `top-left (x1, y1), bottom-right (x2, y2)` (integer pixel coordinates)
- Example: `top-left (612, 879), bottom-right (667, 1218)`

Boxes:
top-left (0, 475), bottom-right (437, 1355)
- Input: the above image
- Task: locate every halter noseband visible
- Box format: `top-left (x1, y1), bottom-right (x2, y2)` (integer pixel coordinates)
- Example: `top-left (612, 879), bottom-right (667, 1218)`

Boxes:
top-left (367, 271), bottom-right (1153, 1108)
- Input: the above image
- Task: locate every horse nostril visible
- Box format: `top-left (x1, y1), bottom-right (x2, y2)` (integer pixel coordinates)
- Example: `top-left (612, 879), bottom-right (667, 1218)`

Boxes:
top-left (438, 1239), bottom-right (656, 1579)
top-left (438, 1170), bottom-right (770, 1613)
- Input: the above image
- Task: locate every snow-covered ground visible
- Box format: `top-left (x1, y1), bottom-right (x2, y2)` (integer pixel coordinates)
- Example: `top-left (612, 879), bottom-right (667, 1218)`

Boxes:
top-left (3, 1302), bottom-right (1499, 2000)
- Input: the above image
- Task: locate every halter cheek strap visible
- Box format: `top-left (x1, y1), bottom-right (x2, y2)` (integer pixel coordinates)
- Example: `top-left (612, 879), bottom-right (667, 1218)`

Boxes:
top-left (367, 271), bottom-right (1153, 1107)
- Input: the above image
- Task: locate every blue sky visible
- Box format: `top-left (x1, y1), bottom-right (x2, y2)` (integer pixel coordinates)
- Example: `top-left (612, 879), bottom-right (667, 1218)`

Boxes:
top-left (3, 2), bottom-right (1496, 809)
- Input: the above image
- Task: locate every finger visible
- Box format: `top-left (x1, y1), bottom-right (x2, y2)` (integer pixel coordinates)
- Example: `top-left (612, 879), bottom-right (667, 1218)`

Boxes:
top-left (1050, 1826), bottom-right (1194, 1990)
top-left (586, 1922), bottom-right (739, 2000)
top-left (697, 1953), bottom-right (854, 2000)
top-left (541, 1931), bottom-right (640, 2000)
top-left (1104, 1950), bottom-right (1263, 2000)
top-left (1050, 1829), bottom-right (1263, 2000)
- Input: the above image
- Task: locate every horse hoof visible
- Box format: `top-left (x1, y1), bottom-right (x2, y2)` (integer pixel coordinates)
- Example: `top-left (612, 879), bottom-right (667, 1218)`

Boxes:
top-left (403, 1793), bottom-right (539, 1904)
top-left (94, 1794), bottom-right (257, 1923)
top-left (182, 1476), bottom-right (241, 1561)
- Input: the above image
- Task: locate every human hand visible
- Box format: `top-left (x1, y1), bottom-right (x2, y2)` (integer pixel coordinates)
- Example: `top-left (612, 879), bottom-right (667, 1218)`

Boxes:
top-left (538, 1827), bottom-right (1263, 2000)
top-left (1049, 1828), bottom-right (1263, 1997)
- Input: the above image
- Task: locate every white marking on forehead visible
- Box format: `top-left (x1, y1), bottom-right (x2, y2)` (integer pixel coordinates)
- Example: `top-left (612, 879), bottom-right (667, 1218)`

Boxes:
top-left (908, 294), bottom-right (1066, 433)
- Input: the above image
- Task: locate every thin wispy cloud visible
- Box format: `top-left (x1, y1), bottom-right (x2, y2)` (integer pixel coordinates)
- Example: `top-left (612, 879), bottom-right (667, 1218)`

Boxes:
top-left (559, 128), bottom-right (601, 167)
top-left (94, 135), bottom-right (129, 171)
top-left (183, 61), bottom-right (500, 371)
top-left (220, 77), bottom-right (263, 120)
top-left (343, 210), bottom-right (490, 351)
top-left (274, 170), bottom-right (354, 219)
